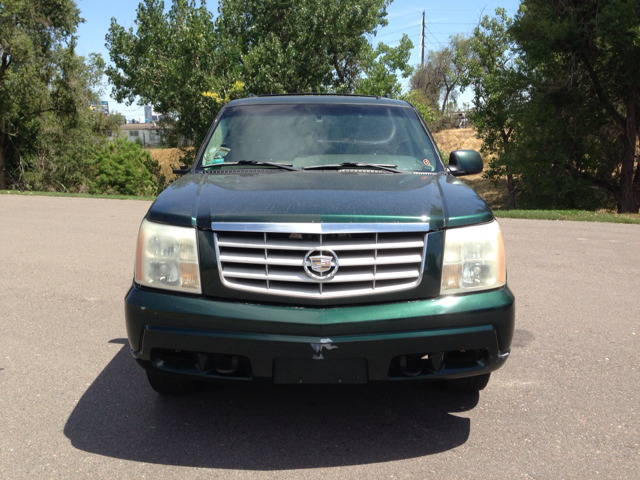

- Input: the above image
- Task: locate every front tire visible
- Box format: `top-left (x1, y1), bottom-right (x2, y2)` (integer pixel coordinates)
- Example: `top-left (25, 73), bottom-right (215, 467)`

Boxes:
top-left (146, 371), bottom-right (205, 395)
top-left (442, 373), bottom-right (491, 393)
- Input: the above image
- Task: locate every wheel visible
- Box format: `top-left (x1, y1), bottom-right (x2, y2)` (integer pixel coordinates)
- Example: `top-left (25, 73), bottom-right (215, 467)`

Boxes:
top-left (442, 373), bottom-right (491, 393)
top-left (146, 370), bottom-right (205, 395)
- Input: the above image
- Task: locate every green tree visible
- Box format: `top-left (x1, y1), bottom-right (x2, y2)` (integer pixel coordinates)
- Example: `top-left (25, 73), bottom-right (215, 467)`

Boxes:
top-left (17, 50), bottom-right (126, 193)
top-left (411, 34), bottom-right (472, 115)
top-left (106, 0), bottom-right (239, 163)
top-left (461, 9), bottom-right (527, 208)
top-left (218, 0), bottom-right (411, 94)
top-left (511, 0), bottom-right (640, 213)
top-left (0, 0), bottom-right (83, 189)
top-left (355, 35), bottom-right (414, 97)
top-left (106, 0), bottom-right (414, 158)
top-left (398, 90), bottom-right (437, 126)
top-left (93, 111), bottom-right (126, 138)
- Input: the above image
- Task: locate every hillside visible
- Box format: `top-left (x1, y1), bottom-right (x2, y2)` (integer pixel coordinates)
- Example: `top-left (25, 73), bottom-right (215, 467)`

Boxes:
top-left (432, 128), bottom-right (483, 155)
top-left (432, 128), bottom-right (507, 210)
top-left (149, 148), bottom-right (183, 180)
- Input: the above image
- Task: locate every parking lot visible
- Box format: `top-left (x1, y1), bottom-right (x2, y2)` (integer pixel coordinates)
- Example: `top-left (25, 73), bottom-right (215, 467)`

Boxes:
top-left (0, 195), bottom-right (638, 479)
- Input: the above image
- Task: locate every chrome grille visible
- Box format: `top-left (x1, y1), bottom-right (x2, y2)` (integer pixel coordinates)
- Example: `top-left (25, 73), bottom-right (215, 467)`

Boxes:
top-left (212, 223), bottom-right (429, 298)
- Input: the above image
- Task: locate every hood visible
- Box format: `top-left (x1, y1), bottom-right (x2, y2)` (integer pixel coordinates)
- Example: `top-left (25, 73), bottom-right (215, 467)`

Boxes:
top-left (146, 170), bottom-right (493, 230)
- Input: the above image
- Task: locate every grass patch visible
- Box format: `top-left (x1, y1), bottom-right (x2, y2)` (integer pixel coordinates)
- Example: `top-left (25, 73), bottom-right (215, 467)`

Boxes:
top-left (0, 190), bottom-right (156, 201)
top-left (494, 209), bottom-right (640, 224)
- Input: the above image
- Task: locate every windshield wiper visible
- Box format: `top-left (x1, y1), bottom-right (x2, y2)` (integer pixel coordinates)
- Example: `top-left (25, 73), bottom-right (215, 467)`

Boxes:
top-left (204, 160), bottom-right (300, 171)
top-left (303, 162), bottom-right (404, 174)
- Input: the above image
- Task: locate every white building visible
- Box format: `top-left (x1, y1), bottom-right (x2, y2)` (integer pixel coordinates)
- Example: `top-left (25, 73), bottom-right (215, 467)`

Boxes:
top-left (112, 123), bottom-right (163, 147)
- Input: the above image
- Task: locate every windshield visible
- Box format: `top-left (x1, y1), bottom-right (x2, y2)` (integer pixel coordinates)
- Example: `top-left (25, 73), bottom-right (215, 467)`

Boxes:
top-left (199, 103), bottom-right (443, 172)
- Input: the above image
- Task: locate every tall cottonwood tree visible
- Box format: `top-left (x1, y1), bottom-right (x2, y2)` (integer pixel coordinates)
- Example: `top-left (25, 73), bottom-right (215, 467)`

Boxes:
top-left (217, 0), bottom-right (412, 94)
top-left (106, 0), bottom-right (413, 154)
top-left (0, 0), bottom-right (84, 189)
top-left (106, 0), bottom-right (236, 155)
top-left (512, 0), bottom-right (640, 213)
top-left (461, 9), bottom-right (527, 209)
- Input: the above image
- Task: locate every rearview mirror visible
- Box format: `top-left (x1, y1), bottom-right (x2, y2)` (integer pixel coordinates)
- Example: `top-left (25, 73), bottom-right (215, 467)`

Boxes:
top-left (448, 150), bottom-right (483, 176)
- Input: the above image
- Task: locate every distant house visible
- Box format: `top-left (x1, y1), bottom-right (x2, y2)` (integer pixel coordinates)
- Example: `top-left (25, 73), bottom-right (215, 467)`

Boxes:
top-left (112, 123), bottom-right (163, 147)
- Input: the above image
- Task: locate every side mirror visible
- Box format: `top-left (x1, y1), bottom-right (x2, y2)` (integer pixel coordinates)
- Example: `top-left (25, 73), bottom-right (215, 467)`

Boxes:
top-left (172, 164), bottom-right (189, 175)
top-left (447, 150), bottom-right (483, 176)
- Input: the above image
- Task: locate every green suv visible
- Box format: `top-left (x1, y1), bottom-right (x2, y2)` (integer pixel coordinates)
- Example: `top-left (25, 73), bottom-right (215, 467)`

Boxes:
top-left (125, 94), bottom-right (515, 394)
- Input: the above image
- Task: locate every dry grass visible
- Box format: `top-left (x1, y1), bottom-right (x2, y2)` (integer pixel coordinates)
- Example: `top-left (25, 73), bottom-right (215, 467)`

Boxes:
top-left (432, 128), bottom-right (483, 156)
top-left (432, 128), bottom-right (508, 210)
top-left (148, 148), bottom-right (183, 180)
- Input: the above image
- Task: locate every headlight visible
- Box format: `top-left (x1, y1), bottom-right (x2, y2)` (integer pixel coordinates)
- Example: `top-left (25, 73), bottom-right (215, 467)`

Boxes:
top-left (441, 220), bottom-right (506, 295)
top-left (134, 219), bottom-right (201, 294)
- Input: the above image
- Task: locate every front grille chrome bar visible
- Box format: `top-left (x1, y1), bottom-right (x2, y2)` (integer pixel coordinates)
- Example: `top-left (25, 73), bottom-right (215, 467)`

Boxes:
top-left (211, 222), bottom-right (430, 234)
top-left (212, 223), bottom-right (429, 298)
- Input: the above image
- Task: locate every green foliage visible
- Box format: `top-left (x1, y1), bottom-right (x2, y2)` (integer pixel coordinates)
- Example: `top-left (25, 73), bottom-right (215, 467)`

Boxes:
top-left (20, 103), bottom-right (106, 193)
top-left (355, 35), bottom-right (414, 97)
top-left (0, 1), bottom-right (147, 195)
top-left (510, 0), bottom-right (640, 213)
top-left (501, 86), bottom-right (618, 211)
top-left (93, 111), bottom-right (126, 137)
top-left (106, 0), bottom-right (413, 161)
top-left (9, 49), bottom-right (116, 193)
top-left (461, 8), bottom-right (527, 208)
top-left (462, 8), bottom-right (614, 211)
top-left (411, 34), bottom-right (472, 115)
top-left (89, 138), bottom-right (167, 196)
top-left (217, 0), bottom-right (402, 93)
top-left (494, 209), bottom-right (640, 224)
top-left (464, 3), bottom-right (640, 213)
top-left (106, 0), bottom-right (233, 164)
top-left (397, 90), bottom-right (437, 125)
top-left (0, 0), bottom-right (84, 189)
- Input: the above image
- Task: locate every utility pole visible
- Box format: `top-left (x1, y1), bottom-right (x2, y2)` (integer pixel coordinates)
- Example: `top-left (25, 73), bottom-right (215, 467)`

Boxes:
top-left (420, 10), bottom-right (425, 67)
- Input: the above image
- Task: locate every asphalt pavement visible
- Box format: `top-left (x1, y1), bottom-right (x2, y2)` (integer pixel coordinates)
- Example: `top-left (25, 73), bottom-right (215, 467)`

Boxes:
top-left (0, 195), bottom-right (638, 479)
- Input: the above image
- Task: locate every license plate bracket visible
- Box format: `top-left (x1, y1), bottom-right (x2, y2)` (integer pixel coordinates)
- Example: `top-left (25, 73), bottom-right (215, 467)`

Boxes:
top-left (273, 358), bottom-right (368, 384)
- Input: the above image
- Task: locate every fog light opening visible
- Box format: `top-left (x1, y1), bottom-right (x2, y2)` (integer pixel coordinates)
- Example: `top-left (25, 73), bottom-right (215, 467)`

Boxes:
top-left (215, 354), bottom-right (240, 374)
top-left (399, 355), bottom-right (423, 377)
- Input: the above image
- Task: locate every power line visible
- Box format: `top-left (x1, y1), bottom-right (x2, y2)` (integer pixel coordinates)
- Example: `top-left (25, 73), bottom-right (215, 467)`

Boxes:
top-left (375, 23), bottom-right (420, 38)
top-left (424, 23), bottom-right (441, 47)
top-left (388, 35), bottom-right (445, 47)
top-left (420, 11), bottom-right (425, 66)
top-left (426, 20), bottom-right (446, 38)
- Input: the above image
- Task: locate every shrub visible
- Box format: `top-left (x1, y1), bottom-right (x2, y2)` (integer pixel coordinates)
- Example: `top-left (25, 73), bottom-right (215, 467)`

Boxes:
top-left (89, 138), bottom-right (167, 196)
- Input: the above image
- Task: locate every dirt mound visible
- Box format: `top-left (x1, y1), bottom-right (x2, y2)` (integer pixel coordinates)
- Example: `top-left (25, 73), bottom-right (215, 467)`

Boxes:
top-left (433, 128), bottom-right (508, 209)
top-left (432, 128), bottom-right (483, 157)
top-left (148, 148), bottom-right (183, 179)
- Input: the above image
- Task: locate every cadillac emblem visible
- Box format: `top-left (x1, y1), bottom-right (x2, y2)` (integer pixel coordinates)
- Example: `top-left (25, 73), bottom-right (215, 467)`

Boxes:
top-left (303, 249), bottom-right (339, 281)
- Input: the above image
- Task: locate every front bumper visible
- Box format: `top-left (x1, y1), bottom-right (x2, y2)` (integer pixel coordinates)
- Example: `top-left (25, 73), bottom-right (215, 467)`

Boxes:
top-left (125, 285), bottom-right (515, 384)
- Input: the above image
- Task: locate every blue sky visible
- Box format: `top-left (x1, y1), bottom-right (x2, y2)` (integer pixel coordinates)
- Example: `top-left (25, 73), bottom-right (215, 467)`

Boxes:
top-left (75, 0), bottom-right (521, 120)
